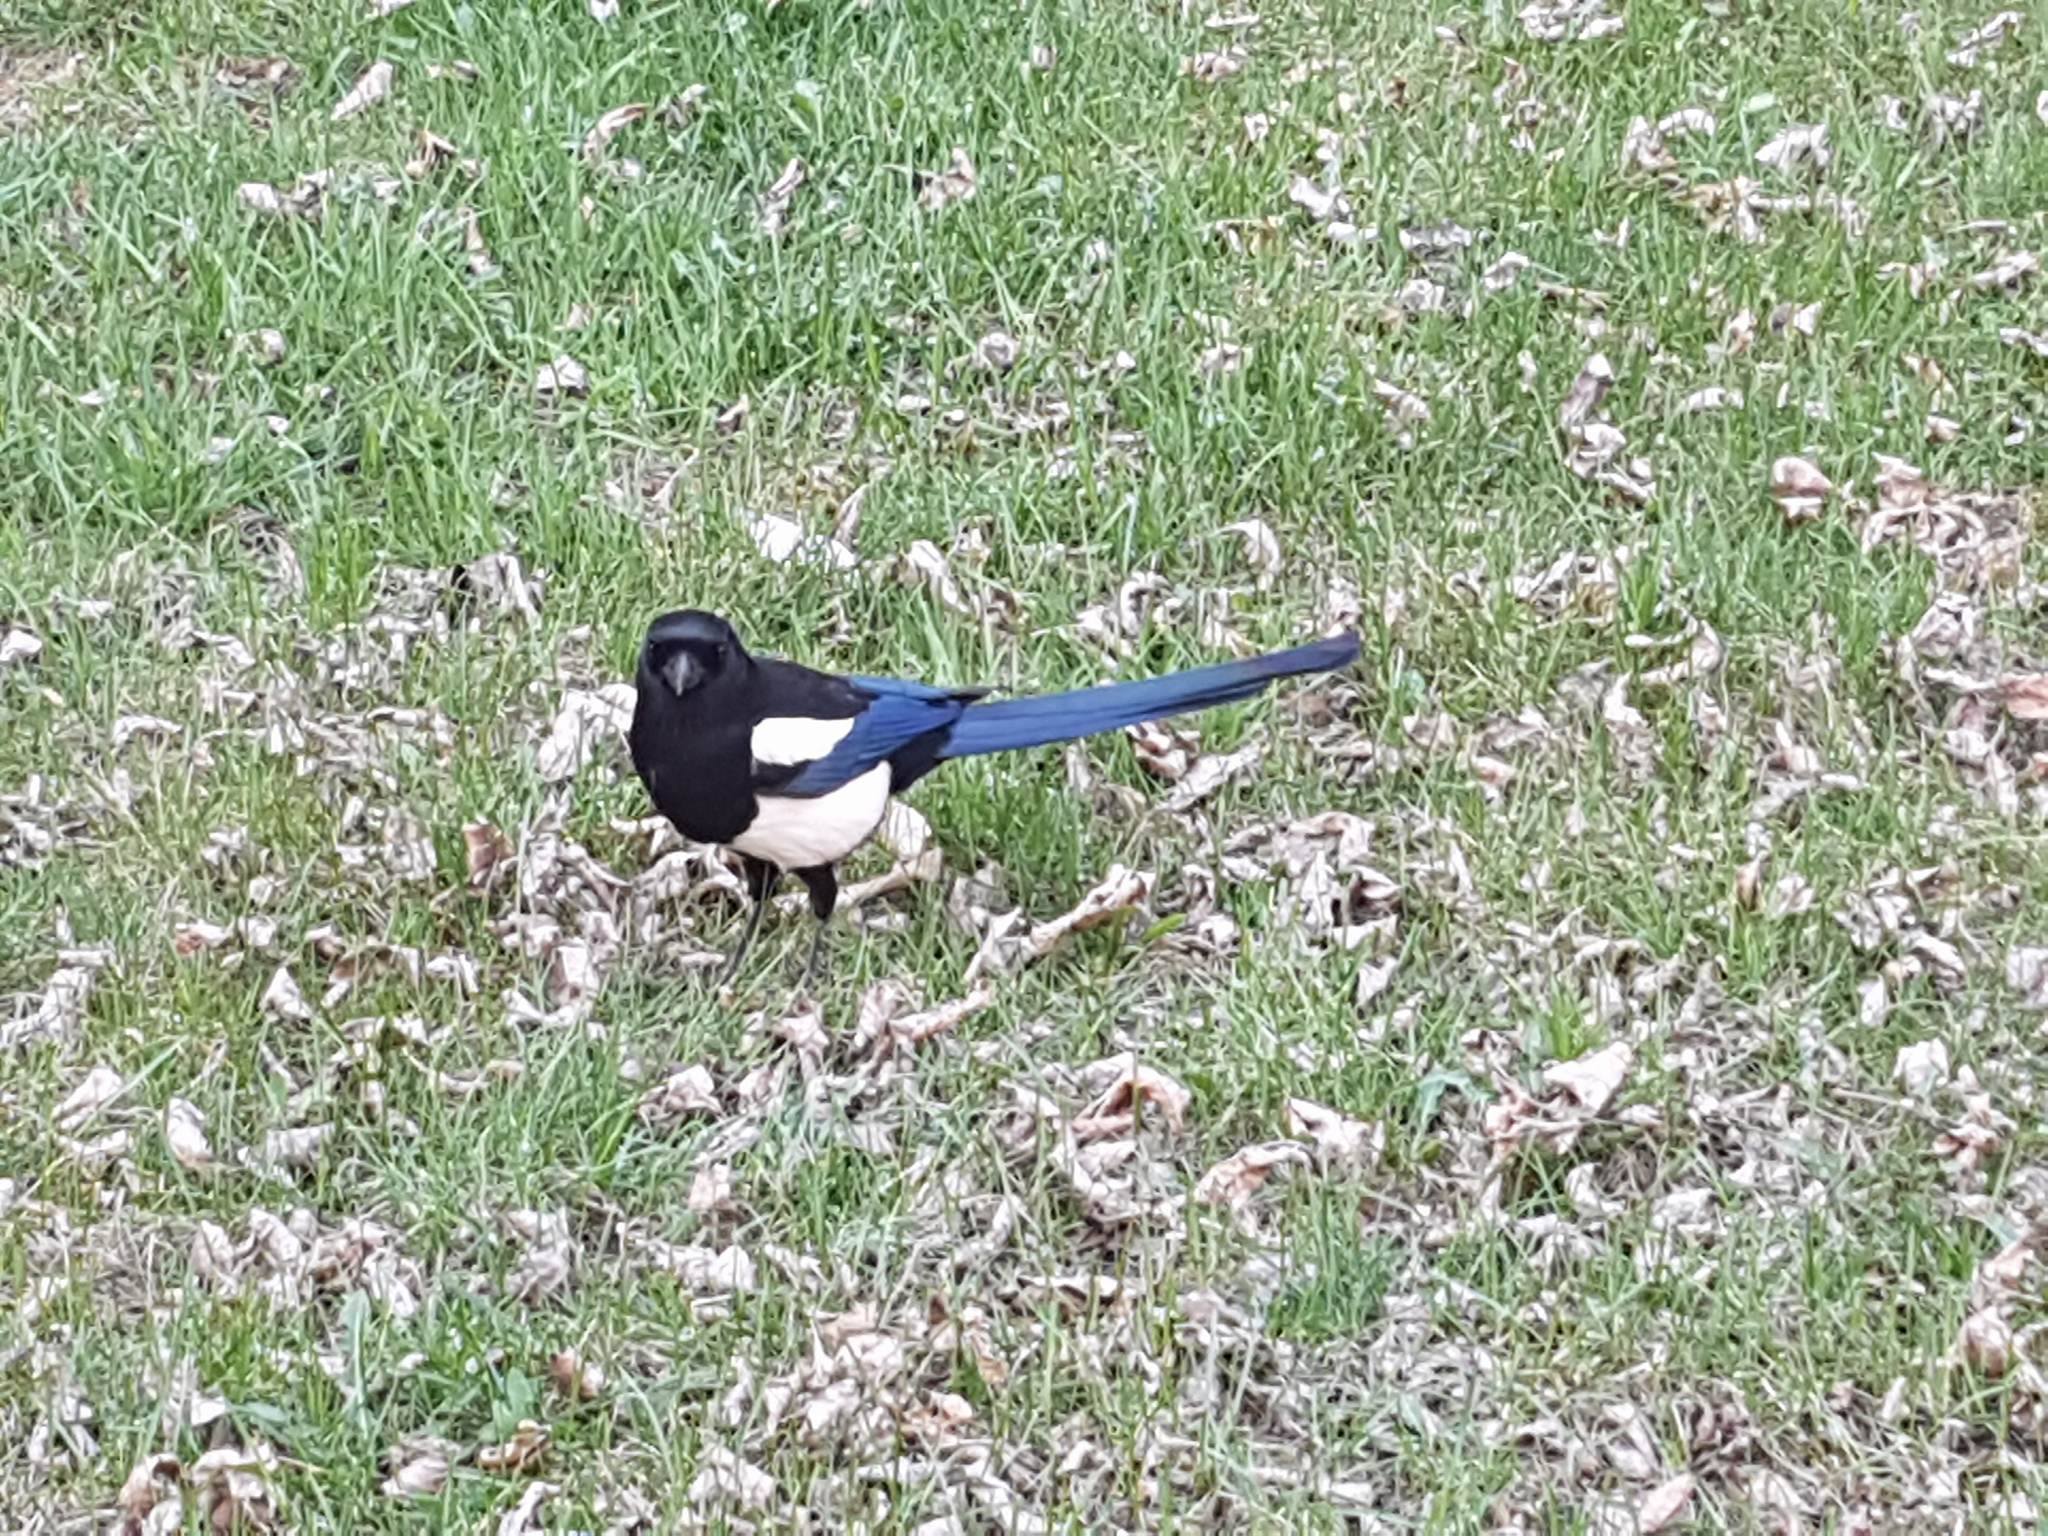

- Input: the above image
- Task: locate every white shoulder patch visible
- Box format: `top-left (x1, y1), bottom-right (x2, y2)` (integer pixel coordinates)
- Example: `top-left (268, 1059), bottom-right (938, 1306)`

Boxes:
top-left (752, 714), bottom-right (857, 767)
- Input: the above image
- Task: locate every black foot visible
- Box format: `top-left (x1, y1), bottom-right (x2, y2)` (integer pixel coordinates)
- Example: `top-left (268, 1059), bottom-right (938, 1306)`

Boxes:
top-left (793, 865), bottom-right (839, 992)
top-left (717, 856), bottom-right (778, 987)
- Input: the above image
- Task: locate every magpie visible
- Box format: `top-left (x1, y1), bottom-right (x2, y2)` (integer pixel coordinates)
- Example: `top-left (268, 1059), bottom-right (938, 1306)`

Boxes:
top-left (628, 609), bottom-right (1361, 983)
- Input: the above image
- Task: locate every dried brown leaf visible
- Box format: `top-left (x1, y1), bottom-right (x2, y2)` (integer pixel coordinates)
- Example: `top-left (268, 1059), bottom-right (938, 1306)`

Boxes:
top-left (1998, 674), bottom-right (2048, 721)
top-left (55, 1063), bottom-right (125, 1131)
top-left (1193, 1141), bottom-right (1308, 1208)
top-left (1284, 1096), bottom-right (1383, 1171)
top-left (548, 1348), bottom-right (606, 1401)
top-left (1519, 0), bottom-right (1623, 41)
top-left (1182, 48), bottom-right (1247, 83)
top-left (1556, 353), bottom-right (1614, 434)
top-left (1072, 1053), bottom-right (1193, 1140)
top-left (688, 1447), bottom-right (775, 1511)
top-left (1025, 865), bottom-right (1152, 960)
top-left (164, 1098), bottom-right (214, 1171)
top-left (1947, 10), bottom-right (2023, 67)
top-left (477, 1420), bottom-right (549, 1475)
top-left (639, 1063), bottom-right (719, 1129)
top-left (260, 965), bottom-right (313, 1022)
top-left (496, 1481), bottom-right (559, 1536)
top-left (1542, 1040), bottom-right (1632, 1113)
top-left (1637, 1474), bottom-right (1697, 1533)
top-left (1956, 1307), bottom-right (2013, 1376)
top-left (1164, 741), bottom-right (1265, 813)
top-left (915, 147), bottom-right (978, 212)
top-left (331, 60), bottom-right (394, 122)
top-left (381, 1452), bottom-right (449, 1499)
top-left (1769, 455), bottom-right (1832, 522)
top-left (463, 821), bottom-right (515, 887)
top-left (581, 102), bottom-right (645, 162)
top-left (1894, 1038), bottom-right (1950, 1099)
top-left (533, 353), bottom-right (589, 399)
top-left (1755, 122), bottom-right (1831, 174)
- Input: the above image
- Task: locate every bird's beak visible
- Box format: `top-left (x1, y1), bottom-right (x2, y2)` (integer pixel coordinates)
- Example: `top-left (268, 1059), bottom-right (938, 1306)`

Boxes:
top-left (660, 649), bottom-right (701, 694)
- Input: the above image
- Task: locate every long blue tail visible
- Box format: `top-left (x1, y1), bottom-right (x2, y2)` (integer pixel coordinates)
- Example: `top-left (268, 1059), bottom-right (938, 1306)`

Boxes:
top-left (938, 632), bottom-right (1359, 760)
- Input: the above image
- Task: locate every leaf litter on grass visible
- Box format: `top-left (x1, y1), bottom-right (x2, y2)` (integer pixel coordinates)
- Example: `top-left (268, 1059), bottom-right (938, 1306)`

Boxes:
top-left (10, 0), bottom-right (2048, 1528)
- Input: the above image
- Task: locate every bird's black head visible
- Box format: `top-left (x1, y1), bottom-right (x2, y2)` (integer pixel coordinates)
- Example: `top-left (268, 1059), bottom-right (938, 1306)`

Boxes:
top-left (640, 609), bottom-right (747, 697)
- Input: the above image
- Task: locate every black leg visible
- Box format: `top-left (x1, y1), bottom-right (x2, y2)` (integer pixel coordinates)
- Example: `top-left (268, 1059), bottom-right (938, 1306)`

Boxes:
top-left (720, 856), bottom-right (778, 986)
top-left (793, 865), bottom-right (838, 988)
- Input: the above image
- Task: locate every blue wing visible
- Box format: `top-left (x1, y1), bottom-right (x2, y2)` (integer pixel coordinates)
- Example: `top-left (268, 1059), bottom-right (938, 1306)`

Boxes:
top-left (770, 678), bottom-right (974, 796)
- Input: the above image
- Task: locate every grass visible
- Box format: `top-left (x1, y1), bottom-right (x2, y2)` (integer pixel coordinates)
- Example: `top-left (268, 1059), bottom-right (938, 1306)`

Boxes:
top-left (4, 0), bottom-right (2048, 1528)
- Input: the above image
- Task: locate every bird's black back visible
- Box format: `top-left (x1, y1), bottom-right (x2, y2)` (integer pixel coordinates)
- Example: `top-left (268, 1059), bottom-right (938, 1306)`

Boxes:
top-left (628, 649), bottom-right (876, 841)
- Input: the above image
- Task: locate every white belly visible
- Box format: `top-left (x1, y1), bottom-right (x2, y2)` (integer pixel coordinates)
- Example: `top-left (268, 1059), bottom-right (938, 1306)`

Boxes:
top-left (730, 765), bottom-right (891, 869)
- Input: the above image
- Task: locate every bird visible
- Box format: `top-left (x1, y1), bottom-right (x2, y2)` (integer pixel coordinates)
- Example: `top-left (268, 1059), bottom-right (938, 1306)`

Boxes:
top-left (627, 609), bottom-right (1361, 985)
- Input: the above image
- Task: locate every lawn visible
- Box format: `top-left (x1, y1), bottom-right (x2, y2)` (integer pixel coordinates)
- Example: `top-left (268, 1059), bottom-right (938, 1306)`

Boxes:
top-left (4, 0), bottom-right (2048, 1529)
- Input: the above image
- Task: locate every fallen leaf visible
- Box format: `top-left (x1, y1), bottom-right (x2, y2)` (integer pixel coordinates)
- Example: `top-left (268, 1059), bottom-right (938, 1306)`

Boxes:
top-left (896, 539), bottom-right (970, 614)
top-left (1182, 49), bottom-right (1247, 83)
top-left (1199, 342), bottom-right (1247, 378)
top-left (743, 512), bottom-right (858, 570)
top-left (1163, 741), bottom-right (1265, 813)
top-left (639, 1064), bottom-right (720, 1130)
top-left (1129, 720), bottom-right (1198, 782)
top-left (252, 1123), bottom-right (331, 1170)
top-left (688, 1162), bottom-right (735, 1215)
top-left (581, 102), bottom-right (645, 162)
top-left (464, 821), bottom-right (515, 887)
top-left (164, 1098), bottom-right (214, 1170)
top-left (331, 60), bottom-right (394, 122)
top-left (1756, 122), bottom-right (1831, 174)
top-left (1947, 10), bottom-right (2023, 67)
top-left (4, 963), bottom-right (98, 1050)
top-left (1996, 675), bottom-right (2048, 720)
top-left (55, 1063), bottom-right (126, 1131)
top-left (880, 985), bottom-right (995, 1051)
top-left (1193, 1141), bottom-right (1308, 1208)
top-left (973, 330), bottom-right (1019, 372)
top-left (1956, 1307), bottom-right (2012, 1376)
top-left (0, 624), bottom-right (42, 666)
top-left (477, 1420), bottom-right (549, 1475)
top-left (755, 157), bottom-right (807, 235)
top-left (1542, 1040), bottom-right (1632, 1114)
top-left (117, 1452), bottom-right (183, 1528)
top-left (1519, 0), bottom-right (1624, 42)
top-left (1025, 865), bottom-right (1152, 960)
top-left (548, 1349), bottom-right (606, 1401)
top-left (496, 1481), bottom-right (559, 1536)
top-left (688, 1446), bottom-right (775, 1511)
top-left (2005, 947), bottom-right (2048, 1009)
top-left (916, 147), bottom-right (978, 212)
top-left (260, 965), bottom-right (313, 1022)
top-left (1770, 455), bottom-right (1831, 522)
top-left (1072, 1053), bottom-right (1193, 1139)
top-left (191, 1443), bottom-right (281, 1530)
top-left (534, 354), bottom-right (589, 399)
top-left (1284, 1096), bottom-right (1383, 1171)
top-left (1288, 175), bottom-right (1342, 222)
top-left (1218, 518), bottom-right (1282, 579)
top-left (381, 1452), bottom-right (449, 1499)
top-left (534, 684), bottom-right (635, 781)
top-left (1894, 1039), bottom-right (1950, 1099)
top-left (1967, 250), bottom-right (2038, 293)
top-left (1556, 353), bottom-right (1614, 434)
top-left (1636, 1474), bottom-right (1697, 1533)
